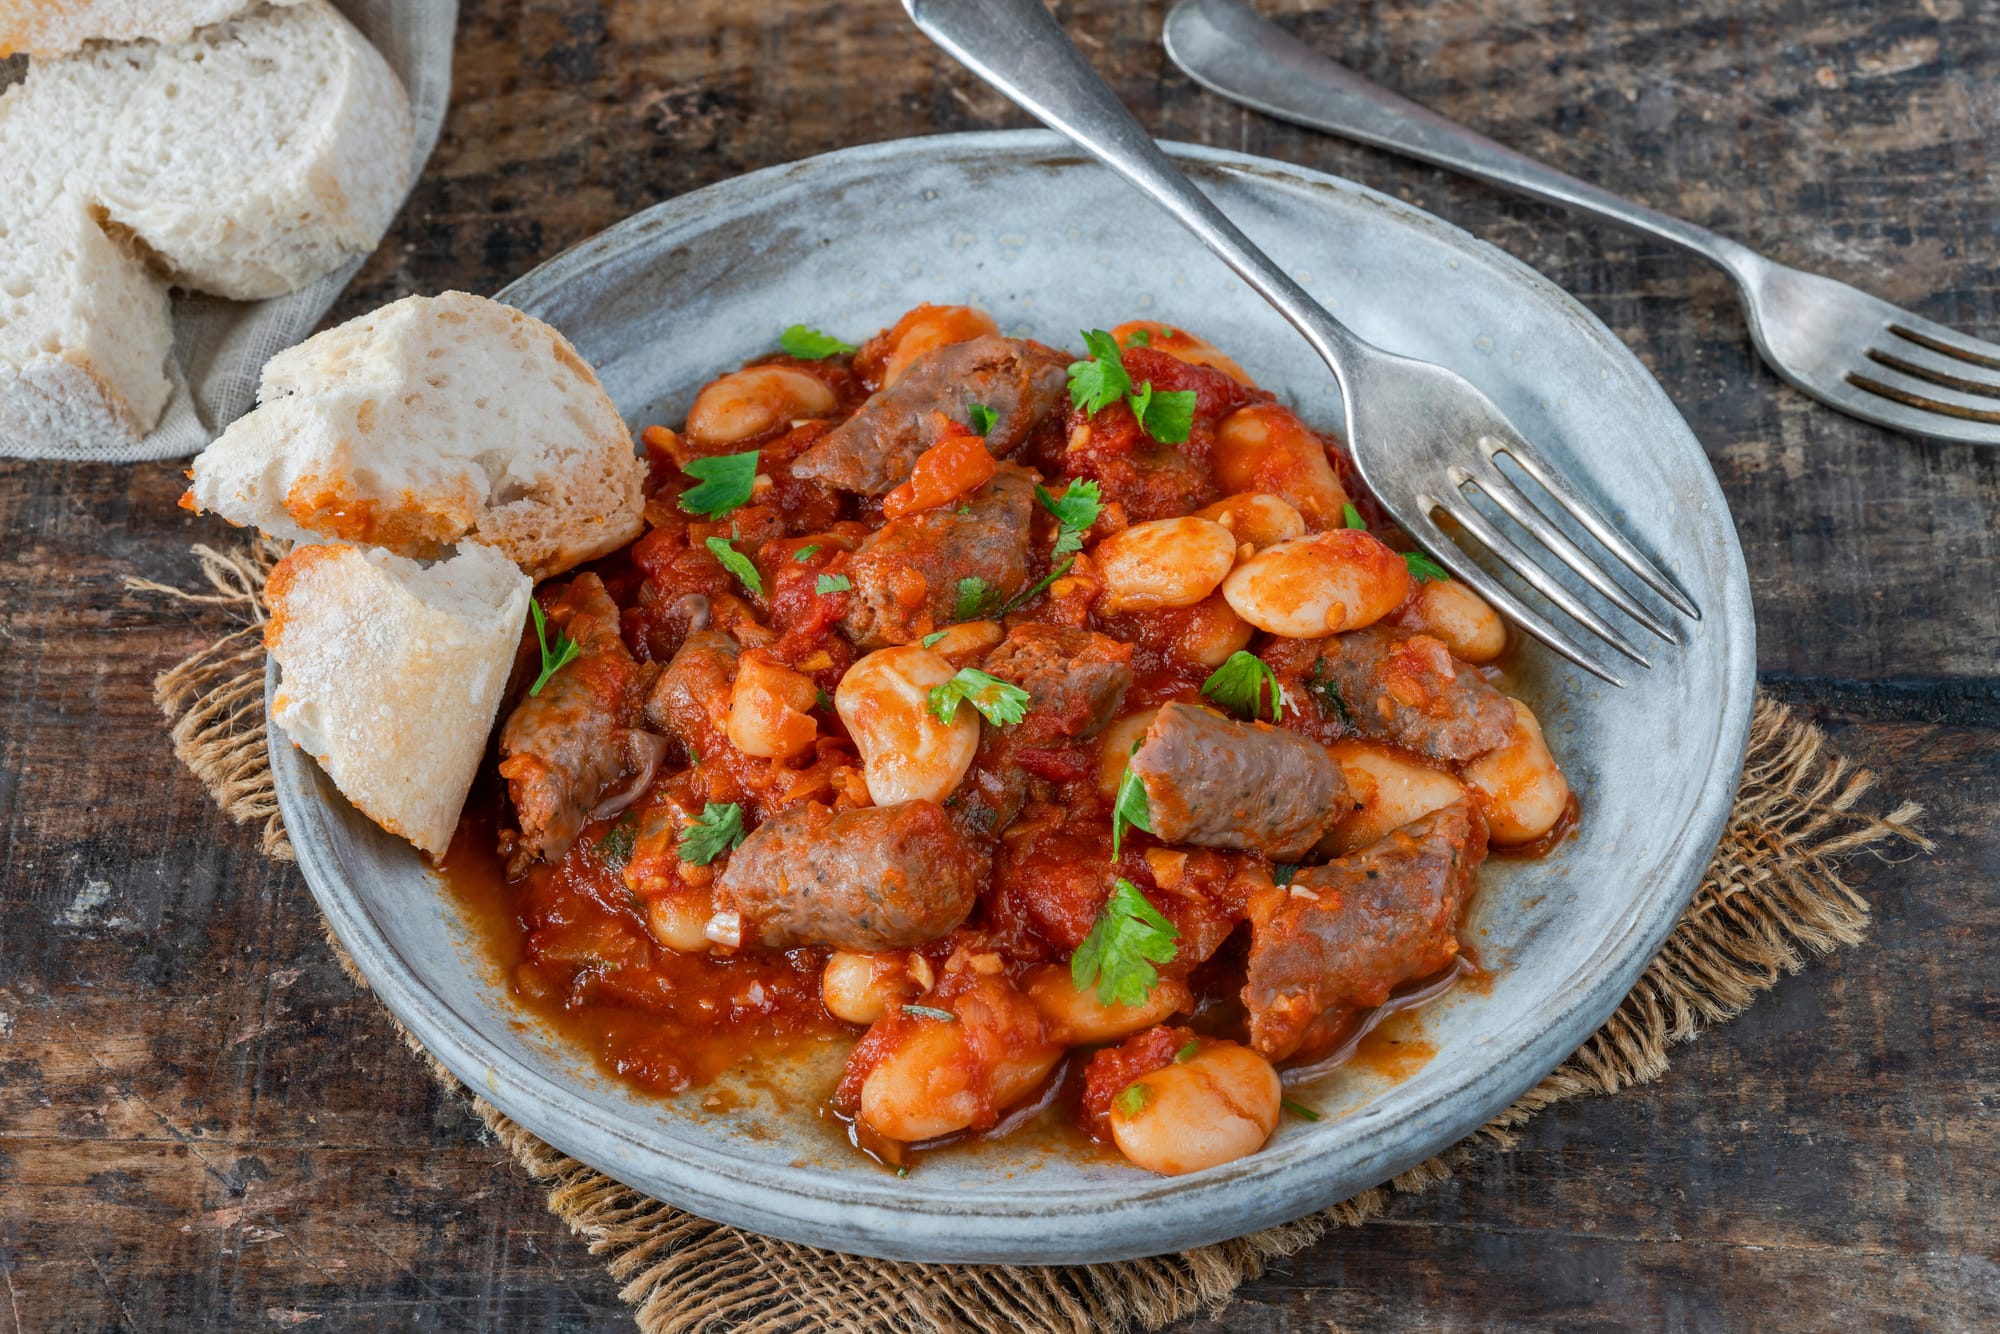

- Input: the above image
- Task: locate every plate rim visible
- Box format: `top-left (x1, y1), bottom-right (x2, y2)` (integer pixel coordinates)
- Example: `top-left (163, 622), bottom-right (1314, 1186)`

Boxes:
top-left (272, 127), bottom-right (1757, 1264)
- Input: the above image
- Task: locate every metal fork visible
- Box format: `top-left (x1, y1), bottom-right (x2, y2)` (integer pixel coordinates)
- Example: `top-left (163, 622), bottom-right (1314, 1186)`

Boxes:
top-left (1165, 0), bottom-right (2000, 448)
top-left (904, 0), bottom-right (1698, 686)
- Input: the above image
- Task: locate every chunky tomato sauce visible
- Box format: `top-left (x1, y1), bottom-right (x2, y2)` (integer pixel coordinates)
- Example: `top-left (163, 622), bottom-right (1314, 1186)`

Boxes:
top-left (448, 307), bottom-right (1578, 1175)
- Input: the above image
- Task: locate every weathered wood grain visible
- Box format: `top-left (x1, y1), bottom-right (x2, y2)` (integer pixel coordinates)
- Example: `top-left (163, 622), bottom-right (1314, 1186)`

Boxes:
top-left (2, 0), bottom-right (1997, 1329)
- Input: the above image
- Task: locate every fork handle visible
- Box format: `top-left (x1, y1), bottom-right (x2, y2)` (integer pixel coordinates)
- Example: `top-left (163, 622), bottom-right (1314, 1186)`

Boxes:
top-left (1164, 0), bottom-right (1759, 278)
top-left (903, 0), bottom-right (1373, 379)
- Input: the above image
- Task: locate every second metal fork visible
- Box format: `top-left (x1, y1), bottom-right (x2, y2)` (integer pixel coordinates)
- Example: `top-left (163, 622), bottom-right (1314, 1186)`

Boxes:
top-left (1166, 0), bottom-right (2000, 447)
top-left (905, 0), bottom-right (1699, 685)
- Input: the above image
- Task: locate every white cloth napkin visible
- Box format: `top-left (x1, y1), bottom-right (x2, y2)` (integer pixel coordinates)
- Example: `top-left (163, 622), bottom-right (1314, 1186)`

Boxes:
top-left (3, 0), bottom-right (456, 463)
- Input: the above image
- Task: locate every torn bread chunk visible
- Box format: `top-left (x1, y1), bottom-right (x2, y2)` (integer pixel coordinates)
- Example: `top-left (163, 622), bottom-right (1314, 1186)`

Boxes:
top-left (0, 0), bottom-right (307, 58)
top-left (186, 291), bottom-right (646, 579)
top-left (265, 542), bottom-right (531, 858)
top-left (0, 188), bottom-right (173, 452)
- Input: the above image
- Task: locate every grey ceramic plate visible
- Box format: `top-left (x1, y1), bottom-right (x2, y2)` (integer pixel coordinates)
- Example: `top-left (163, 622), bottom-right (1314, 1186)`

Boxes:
top-left (271, 130), bottom-right (1756, 1265)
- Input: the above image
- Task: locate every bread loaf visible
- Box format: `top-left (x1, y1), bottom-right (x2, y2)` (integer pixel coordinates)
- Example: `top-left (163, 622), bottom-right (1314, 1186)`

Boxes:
top-left (265, 542), bottom-right (532, 858)
top-left (0, 0), bottom-right (306, 57)
top-left (186, 292), bottom-right (647, 580)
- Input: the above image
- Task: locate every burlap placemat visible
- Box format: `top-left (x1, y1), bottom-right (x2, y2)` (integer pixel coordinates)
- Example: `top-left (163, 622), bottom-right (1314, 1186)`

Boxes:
top-left (134, 540), bottom-right (1929, 1334)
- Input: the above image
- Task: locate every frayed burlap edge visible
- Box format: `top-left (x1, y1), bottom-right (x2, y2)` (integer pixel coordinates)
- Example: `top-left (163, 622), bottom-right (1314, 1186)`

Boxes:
top-left (137, 541), bottom-right (1932, 1334)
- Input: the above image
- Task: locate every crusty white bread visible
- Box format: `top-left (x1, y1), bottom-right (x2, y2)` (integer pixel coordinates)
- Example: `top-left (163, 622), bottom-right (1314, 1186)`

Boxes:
top-left (0, 188), bottom-right (174, 451)
top-left (31, 0), bottom-right (413, 300)
top-left (186, 292), bottom-right (647, 580)
top-left (265, 541), bottom-right (531, 858)
top-left (0, 0), bottom-right (305, 58)
top-left (0, 0), bottom-right (413, 453)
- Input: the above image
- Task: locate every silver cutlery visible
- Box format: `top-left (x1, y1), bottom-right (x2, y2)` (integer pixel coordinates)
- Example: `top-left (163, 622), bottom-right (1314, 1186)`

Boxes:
top-left (903, 0), bottom-right (1698, 686)
top-left (1165, 0), bottom-right (2000, 447)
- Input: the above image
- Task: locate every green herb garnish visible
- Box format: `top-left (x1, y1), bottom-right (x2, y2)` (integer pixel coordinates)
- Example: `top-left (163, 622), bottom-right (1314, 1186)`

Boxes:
top-left (596, 813), bottom-right (637, 870)
top-left (1404, 550), bottom-right (1452, 583)
top-left (677, 449), bottom-right (758, 519)
top-left (1112, 1082), bottom-right (1153, 1118)
top-left (815, 573), bottom-right (852, 594)
top-left (901, 1004), bottom-right (956, 1023)
top-left (1174, 1038), bottom-right (1199, 1063)
top-left (1036, 479), bottom-right (1103, 559)
top-left (1072, 879), bottom-right (1179, 1009)
top-left (704, 536), bottom-right (764, 599)
top-left (779, 325), bottom-right (855, 359)
top-left (921, 630), bottom-right (950, 649)
top-left (1066, 329), bottom-right (1196, 443)
top-left (927, 667), bottom-right (1031, 727)
top-left (1280, 1098), bottom-right (1322, 1122)
top-left (1307, 659), bottom-right (1353, 727)
top-left (1111, 748), bottom-right (1152, 859)
top-left (1273, 863), bottom-right (1299, 887)
top-left (793, 544), bottom-right (822, 562)
top-left (954, 576), bottom-right (999, 621)
top-left (528, 599), bottom-right (581, 697)
top-left (1125, 329), bottom-right (1152, 346)
top-left (1343, 502), bottom-right (1366, 530)
top-left (1201, 650), bottom-right (1287, 722)
top-left (677, 802), bottom-right (746, 866)
top-left (968, 403), bottom-right (997, 435)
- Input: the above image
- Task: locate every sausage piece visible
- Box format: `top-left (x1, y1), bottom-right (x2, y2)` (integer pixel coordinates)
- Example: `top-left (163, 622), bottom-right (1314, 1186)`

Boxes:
top-left (979, 622), bottom-right (1133, 745)
top-left (498, 574), bottom-right (658, 874)
top-left (839, 465), bottom-right (1035, 648)
top-left (715, 799), bottom-right (985, 950)
top-left (1242, 798), bottom-right (1487, 1060)
top-left (1127, 702), bottom-right (1344, 861)
top-left (641, 627), bottom-right (740, 761)
top-left (794, 336), bottom-right (1069, 495)
top-left (1300, 627), bottom-right (1514, 763)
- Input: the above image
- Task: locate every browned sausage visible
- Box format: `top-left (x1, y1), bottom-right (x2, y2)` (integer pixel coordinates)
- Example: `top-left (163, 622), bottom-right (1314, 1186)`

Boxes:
top-left (1127, 703), bottom-right (1344, 861)
top-left (641, 627), bottom-right (739, 760)
top-left (979, 622), bottom-right (1133, 744)
top-left (1241, 798), bottom-right (1487, 1060)
top-left (498, 574), bottom-right (658, 874)
top-left (839, 465), bottom-right (1035, 648)
top-left (793, 336), bottom-right (1068, 495)
top-left (1297, 627), bottom-right (1514, 762)
top-left (715, 799), bottom-right (985, 950)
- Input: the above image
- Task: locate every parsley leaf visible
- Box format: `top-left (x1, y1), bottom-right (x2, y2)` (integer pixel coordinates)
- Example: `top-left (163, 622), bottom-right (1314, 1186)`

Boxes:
top-left (1125, 328), bottom-right (1151, 347)
top-left (1036, 479), bottom-right (1103, 558)
top-left (968, 403), bottom-right (997, 436)
top-left (1343, 502), bottom-right (1366, 530)
top-left (596, 813), bottom-right (637, 870)
top-left (1404, 550), bottom-right (1452, 583)
top-left (1281, 1097), bottom-right (1323, 1122)
top-left (779, 324), bottom-right (855, 359)
top-left (920, 630), bottom-right (950, 649)
top-left (1201, 650), bottom-right (1287, 722)
top-left (677, 449), bottom-right (759, 518)
top-left (1308, 658), bottom-right (1354, 727)
top-left (1127, 379), bottom-right (1152, 428)
top-left (704, 535), bottom-right (764, 599)
top-left (901, 1004), bottom-right (955, 1023)
top-left (1135, 385), bottom-right (1196, 444)
top-left (1071, 878), bottom-right (1180, 1008)
top-left (1067, 328), bottom-right (1133, 415)
top-left (793, 544), bottom-right (822, 563)
top-left (1174, 1038), bottom-right (1200, 1063)
top-left (954, 576), bottom-right (999, 621)
top-left (927, 667), bottom-right (1031, 727)
top-left (528, 599), bottom-right (581, 696)
top-left (1111, 746), bottom-right (1152, 858)
top-left (1112, 1082), bottom-right (1153, 1117)
top-left (815, 573), bottom-right (852, 594)
top-left (1273, 862), bottom-right (1299, 887)
top-left (677, 803), bottom-right (746, 865)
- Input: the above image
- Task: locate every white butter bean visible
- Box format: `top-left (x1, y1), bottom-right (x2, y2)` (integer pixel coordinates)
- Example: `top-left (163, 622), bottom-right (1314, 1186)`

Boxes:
top-left (1093, 516), bottom-right (1239, 615)
top-left (1220, 529), bottom-right (1412, 637)
top-left (835, 646), bottom-right (979, 806)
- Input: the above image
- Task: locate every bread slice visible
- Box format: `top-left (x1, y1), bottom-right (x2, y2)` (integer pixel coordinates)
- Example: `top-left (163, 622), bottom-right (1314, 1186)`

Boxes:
top-left (0, 188), bottom-right (173, 452)
top-left (31, 0), bottom-right (413, 300)
top-left (265, 541), bottom-right (531, 858)
top-left (0, 0), bottom-right (306, 57)
top-left (186, 292), bottom-right (647, 580)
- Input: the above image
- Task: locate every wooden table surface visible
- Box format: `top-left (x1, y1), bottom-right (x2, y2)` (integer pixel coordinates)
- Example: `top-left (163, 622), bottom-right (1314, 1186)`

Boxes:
top-left (4, 1), bottom-right (1996, 1329)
